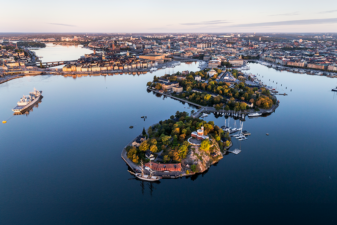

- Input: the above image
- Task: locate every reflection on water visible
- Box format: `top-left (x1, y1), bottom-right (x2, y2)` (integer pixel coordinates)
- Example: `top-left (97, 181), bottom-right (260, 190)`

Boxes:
top-left (32, 43), bottom-right (93, 62)
top-left (1, 58), bottom-right (337, 223)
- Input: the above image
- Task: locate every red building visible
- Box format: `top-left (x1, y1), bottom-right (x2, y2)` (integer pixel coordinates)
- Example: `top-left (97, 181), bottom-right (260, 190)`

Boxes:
top-left (145, 162), bottom-right (181, 172)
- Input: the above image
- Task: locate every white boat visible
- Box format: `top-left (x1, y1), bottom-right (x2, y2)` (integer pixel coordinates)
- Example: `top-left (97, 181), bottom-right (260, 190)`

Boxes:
top-left (12, 88), bottom-right (42, 113)
top-left (128, 161), bottom-right (161, 182)
top-left (332, 86), bottom-right (337, 92)
top-left (248, 112), bottom-right (262, 117)
top-left (201, 113), bottom-right (209, 118)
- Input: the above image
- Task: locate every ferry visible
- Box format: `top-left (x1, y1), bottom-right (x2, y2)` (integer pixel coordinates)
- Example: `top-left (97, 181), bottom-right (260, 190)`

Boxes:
top-left (12, 88), bottom-right (42, 113)
top-left (248, 112), bottom-right (262, 117)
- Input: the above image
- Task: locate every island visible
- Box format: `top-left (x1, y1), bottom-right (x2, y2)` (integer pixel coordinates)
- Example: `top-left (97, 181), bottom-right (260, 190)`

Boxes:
top-left (147, 68), bottom-right (279, 117)
top-left (121, 111), bottom-right (232, 179)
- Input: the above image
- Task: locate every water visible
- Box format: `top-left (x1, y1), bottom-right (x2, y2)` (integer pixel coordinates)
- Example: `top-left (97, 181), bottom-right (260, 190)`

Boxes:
top-left (32, 43), bottom-right (93, 62)
top-left (1, 45), bottom-right (337, 224)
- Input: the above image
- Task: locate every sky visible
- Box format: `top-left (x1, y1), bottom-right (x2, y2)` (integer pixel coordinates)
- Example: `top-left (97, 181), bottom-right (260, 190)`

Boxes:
top-left (0, 0), bottom-right (337, 33)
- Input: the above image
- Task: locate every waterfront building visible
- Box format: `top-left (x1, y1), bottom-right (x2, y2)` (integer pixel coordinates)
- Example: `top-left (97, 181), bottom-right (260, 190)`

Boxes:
top-left (307, 63), bottom-right (327, 70)
top-left (172, 86), bottom-right (183, 93)
top-left (139, 54), bottom-right (165, 61)
top-left (144, 162), bottom-right (182, 172)
top-left (228, 59), bottom-right (244, 66)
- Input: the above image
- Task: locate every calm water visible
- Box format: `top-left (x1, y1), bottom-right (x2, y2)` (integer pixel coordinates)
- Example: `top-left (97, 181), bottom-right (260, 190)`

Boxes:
top-left (32, 43), bottom-right (93, 62)
top-left (1, 46), bottom-right (337, 224)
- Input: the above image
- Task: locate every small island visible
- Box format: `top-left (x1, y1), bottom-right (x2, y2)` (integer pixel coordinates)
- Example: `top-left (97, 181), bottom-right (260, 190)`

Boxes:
top-left (121, 111), bottom-right (232, 179)
top-left (147, 68), bottom-right (279, 116)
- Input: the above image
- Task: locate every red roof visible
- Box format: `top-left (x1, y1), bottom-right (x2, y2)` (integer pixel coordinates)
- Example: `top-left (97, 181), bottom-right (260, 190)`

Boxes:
top-left (145, 162), bottom-right (181, 171)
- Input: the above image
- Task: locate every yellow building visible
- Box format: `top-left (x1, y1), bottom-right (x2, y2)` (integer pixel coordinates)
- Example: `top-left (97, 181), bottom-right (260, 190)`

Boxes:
top-left (139, 54), bottom-right (165, 61)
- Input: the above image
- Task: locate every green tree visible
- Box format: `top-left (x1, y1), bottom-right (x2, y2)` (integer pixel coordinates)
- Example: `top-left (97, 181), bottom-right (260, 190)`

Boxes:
top-left (160, 134), bottom-right (171, 145)
top-left (163, 155), bottom-right (170, 163)
top-left (142, 127), bottom-right (146, 136)
top-left (147, 82), bottom-right (152, 86)
top-left (148, 126), bottom-right (153, 136)
top-left (150, 138), bottom-right (157, 145)
top-left (191, 164), bottom-right (197, 172)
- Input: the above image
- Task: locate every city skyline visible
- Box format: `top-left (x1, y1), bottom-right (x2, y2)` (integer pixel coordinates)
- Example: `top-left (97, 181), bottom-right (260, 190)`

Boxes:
top-left (1, 0), bottom-right (337, 33)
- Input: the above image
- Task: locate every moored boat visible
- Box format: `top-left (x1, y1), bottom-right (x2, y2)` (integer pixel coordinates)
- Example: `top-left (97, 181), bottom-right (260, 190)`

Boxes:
top-left (128, 161), bottom-right (161, 182)
top-left (12, 88), bottom-right (42, 113)
top-left (248, 112), bottom-right (262, 117)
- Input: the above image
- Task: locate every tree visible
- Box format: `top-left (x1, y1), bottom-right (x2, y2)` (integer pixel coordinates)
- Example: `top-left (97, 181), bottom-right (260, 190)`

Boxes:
top-left (155, 83), bottom-right (162, 90)
top-left (160, 134), bottom-right (171, 145)
top-left (150, 145), bottom-right (158, 153)
top-left (240, 102), bottom-right (247, 110)
top-left (127, 147), bottom-right (137, 159)
top-left (142, 127), bottom-right (146, 136)
top-left (163, 155), bottom-right (170, 163)
top-left (139, 140), bottom-right (150, 152)
top-left (132, 154), bottom-right (139, 164)
top-left (200, 139), bottom-right (210, 152)
top-left (179, 134), bottom-right (186, 142)
top-left (147, 82), bottom-right (152, 86)
top-left (225, 140), bottom-right (231, 147)
top-left (150, 138), bottom-right (157, 145)
top-left (191, 164), bottom-right (197, 172)
top-left (204, 94), bottom-right (212, 101)
top-left (178, 144), bottom-right (188, 159)
top-left (148, 126), bottom-right (153, 136)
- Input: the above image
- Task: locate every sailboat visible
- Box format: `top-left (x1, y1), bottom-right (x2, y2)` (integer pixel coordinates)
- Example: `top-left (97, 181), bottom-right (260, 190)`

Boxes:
top-left (128, 160), bottom-right (161, 182)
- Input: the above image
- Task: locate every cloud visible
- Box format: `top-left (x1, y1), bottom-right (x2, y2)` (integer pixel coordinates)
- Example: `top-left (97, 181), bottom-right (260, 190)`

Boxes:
top-left (181, 20), bottom-right (230, 26)
top-left (318, 10), bottom-right (337, 14)
top-left (270, 12), bottom-right (299, 16)
top-left (49, 23), bottom-right (76, 27)
top-left (228, 18), bottom-right (337, 27)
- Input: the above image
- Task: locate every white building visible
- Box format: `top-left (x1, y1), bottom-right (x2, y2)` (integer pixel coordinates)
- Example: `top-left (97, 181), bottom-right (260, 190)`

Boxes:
top-left (207, 69), bottom-right (217, 77)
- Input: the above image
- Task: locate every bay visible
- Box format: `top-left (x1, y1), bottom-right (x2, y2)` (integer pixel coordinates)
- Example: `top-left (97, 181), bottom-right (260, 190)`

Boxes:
top-left (1, 45), bottom-right (337, 224)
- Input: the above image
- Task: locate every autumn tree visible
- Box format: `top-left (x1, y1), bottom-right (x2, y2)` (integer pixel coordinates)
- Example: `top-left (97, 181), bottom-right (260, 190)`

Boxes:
top-left (150, 145), bottom-right (158, 153)
top-left (139, 140), bottom-right (150, 152)
top-left (200, 139), bottom-right (210, 152)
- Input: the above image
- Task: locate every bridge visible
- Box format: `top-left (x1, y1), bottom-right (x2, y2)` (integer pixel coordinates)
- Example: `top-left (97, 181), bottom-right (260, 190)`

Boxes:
top-left (35, 60), bottom-right (77, 68)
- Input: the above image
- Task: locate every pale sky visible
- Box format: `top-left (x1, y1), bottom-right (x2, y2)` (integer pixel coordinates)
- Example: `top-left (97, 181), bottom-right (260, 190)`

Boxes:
top-left (1, 0), bottom-right (337, 33)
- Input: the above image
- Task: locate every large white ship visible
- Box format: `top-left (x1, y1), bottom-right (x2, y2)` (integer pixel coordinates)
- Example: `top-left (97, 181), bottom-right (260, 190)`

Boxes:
top-left (12, 88), bottom-right (42, 113)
